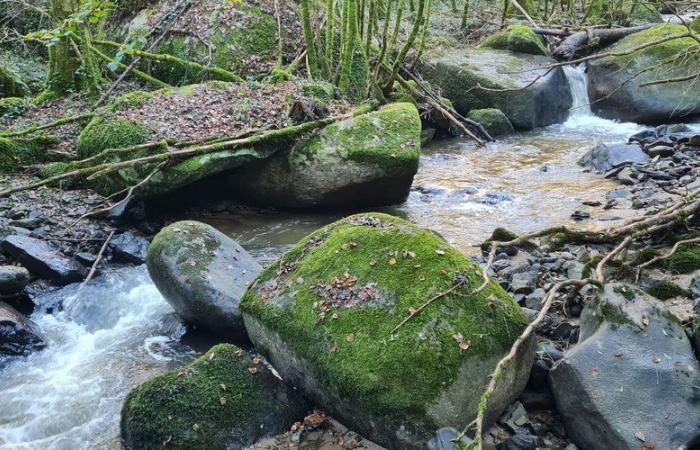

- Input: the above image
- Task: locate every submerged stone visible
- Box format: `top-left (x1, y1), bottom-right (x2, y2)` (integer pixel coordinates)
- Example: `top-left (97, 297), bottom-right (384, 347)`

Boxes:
top-left (240, 213), bottom-right (534, 449)
top-left (120, 343), bottom-right (308, 450)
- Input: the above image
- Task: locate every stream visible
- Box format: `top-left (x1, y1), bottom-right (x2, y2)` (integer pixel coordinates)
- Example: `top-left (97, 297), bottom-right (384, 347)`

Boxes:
top-left (0, 66), bottom-right (689, 449)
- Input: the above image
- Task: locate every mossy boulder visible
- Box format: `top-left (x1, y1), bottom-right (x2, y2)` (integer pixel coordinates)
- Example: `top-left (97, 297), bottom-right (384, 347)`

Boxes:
top-left (76, 115), bottom-right (150, 159)
top-left (147, 221), bottom-right (262, 340)
top-left (120, 343), bottom-right (308, 450)
top-left (0, 97), bottom-right (25, 118)
top-left (691, 15), bottom-right (700, 33)
top-left (0, 66), bottom-right (28, 98)
top-left (0, 136), bottom-right (54, 173)
top-left (467, 108), bottom-right (515, 137)
top-left (123, 0), bottom-right (300, 85)
top-left (418, 49), bottom-right (572, 130)
top-left (479, 25), bottom-right (548, 56)
top-left (587, 24), bottom-right (700, 123)
top-left (227, 103), bottom-right (422, 209)
top-left (240, 213), bottom-right (535, 449)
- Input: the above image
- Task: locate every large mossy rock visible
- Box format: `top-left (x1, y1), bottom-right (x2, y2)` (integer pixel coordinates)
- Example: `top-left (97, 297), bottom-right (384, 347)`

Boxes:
top-left (587, 24), bottom-right (700, 123)
top-left (467, 108), bottom-right (515, 137)
top-left (479, 25), bottom-right (548, 56)
top-left (240, 213), bottom-right (535, 449)
top-left (0, 66), bottom-right (27, 98)
top-left (147, 221), bottom-right (262, 339)
top-left (227, 103), bottom-right (422, 209)
top-left (0, 136), bottom-right (53, 173)
top-left (418, 49), bottom-right (572, 130)
top-left (550, 284), bottom-right (700, 450)
top-left (76, 115), bottom-right (149, 159)
top-left (122, 0), bottom-right (301, 85)
top-left (121, 343), bottom-right (308, 450)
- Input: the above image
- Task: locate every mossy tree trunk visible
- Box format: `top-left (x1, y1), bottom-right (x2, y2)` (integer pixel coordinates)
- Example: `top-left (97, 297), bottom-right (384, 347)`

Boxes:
top-left (41, 0), bottom-right (101, 101)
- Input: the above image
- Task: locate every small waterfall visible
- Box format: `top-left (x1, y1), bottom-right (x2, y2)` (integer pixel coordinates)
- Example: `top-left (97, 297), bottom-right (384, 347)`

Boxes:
top-left (562, 64), bottom-right (592, 118)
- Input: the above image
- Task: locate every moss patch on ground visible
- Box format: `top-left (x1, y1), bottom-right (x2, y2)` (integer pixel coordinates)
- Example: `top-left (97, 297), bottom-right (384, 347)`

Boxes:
top-left (241, 213), bottom-right (529, 435)
top-left (121, 343), bottom-right (305, 450)
top-left (0, 136), bottom-right (55, 172)
top-left (479, 25), bottom-right (548, 56)
top-left (665, 244), bottom-right (700, 274)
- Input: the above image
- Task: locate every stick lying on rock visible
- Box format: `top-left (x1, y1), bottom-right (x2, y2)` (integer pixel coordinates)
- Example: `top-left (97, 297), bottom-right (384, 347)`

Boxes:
top-left (551, 25), bottom-right (653, 60)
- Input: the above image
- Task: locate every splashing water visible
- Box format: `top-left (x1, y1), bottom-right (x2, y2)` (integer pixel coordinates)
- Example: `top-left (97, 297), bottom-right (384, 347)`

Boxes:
top-left (0, 266), bottom-right (195, 450)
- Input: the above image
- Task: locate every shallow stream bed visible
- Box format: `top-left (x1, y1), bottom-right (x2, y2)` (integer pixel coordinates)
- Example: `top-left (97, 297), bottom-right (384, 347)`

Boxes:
top-left (0, 81), bottom-right (694, 449)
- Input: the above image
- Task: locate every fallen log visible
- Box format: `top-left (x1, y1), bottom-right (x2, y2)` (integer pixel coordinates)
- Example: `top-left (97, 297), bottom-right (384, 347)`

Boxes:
top-left (551, 25), bottom-right (653, 60)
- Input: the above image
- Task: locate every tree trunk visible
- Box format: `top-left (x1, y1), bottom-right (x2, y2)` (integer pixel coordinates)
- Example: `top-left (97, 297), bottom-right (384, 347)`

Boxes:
top-left (41, 0), bottom-right (100, 100)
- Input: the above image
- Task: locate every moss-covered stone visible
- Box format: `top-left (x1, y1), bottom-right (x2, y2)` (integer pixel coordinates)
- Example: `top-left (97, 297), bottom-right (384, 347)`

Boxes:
top-left (0, 136), bottom-right (54, 173)
top-left (587, 24), bottom-right (700, 122)
top-left (240, 213), bottom-right (535, 449)
top-left (665, 244), bottom-right (700, 274)
top-left (228, 103), bottom-right (422, 209)
top-left (645, 279), bottom-right (689, 300)
top-left (418, 49), bottom-right (572, 130)
top-left (467, 108), bottom-right (515, 137)
top-left (120, 343), bottom-right (307, 450)
top-left (479, 25), bottom-right (548, 56)
top-left (0, 66), bottom-right (27, 98)
top-left (0, 97), bottom-right (25, 118)
top-left (76, 115), bottom-right (150, 159)
top-left (691, 15), bottom-right (700, 33)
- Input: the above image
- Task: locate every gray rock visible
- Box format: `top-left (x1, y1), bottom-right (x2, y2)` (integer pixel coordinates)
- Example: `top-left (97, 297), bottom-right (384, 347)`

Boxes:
top-left (147, 221), bottom-right (261, 339)
top-left (578, 143), bottom-right (649, 173)
top-left (550, 284), bottom-right (700, 450)
top-left (0, 300), bottom-right (44, 356)
top-left (419, 48), bottom-right (572, 130)
top-left (563, 261), bottom-right (586, 280)
top-left (428, 427), bottom-right (473, 450)
top-left (0, 265), bottom-right (30, 295)
top-left (511, 272), bottom-right (537, 294)
top-left (109, 232), bottom-right (149, 264)
top-left (644, 144), bottom-right (675, 158)
top-left (227, 103), bottom-right (421, 209)
top-left (0, 235), bottom-right (86, 284)
top-left (691, 277), bottom-right (700, 299)
top-left (525, 288), bottom-right (546, 310)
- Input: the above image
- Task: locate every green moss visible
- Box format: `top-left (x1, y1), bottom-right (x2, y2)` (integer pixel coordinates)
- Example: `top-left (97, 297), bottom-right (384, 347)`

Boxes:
top-left (241, 213), bottom-right (529, 431)
top-left (645, 280), bottom-right (689, 300)
top-left (691, 15), bottom-right (700, 33)
top-left (611, 24), bottom-right (699, 63)
top-left (467, 108), bottom-right (515, 137)
top-left (121, 343), bottom-right (304, 450)
top-left (479, 25), bottom-right (548, 56)
top-left (291, 102), bottom-right (421, 176)
top-left (480, 227), bottom-right (519, 253)
top-left (76, 115), bottom-right (150, 159)
top-left (634, 247), bottom-right (661, 265)
top-left (0, 136), bottom-right (53, 172)
top-left (0, 97), bottom-right (25, 118)
top-left (665, 244), bottom-right (700, 274)
top-left (0, 66), bottom-right (28, 97)
top-left (302, 80), bottom-right (337, 103)
top-left (108, 89), bottom-right (159, 111)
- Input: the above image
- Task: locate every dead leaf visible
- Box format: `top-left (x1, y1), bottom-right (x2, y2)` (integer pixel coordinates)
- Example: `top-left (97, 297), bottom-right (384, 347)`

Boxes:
top-left (388, 257), bottom-right (397, 266)
top-left (219, 397), bottom-right (227, 406)
top-left (330, 342), bottom-right (337, 353)
top-left (192, 424), bottom-right (200, 432)
top-left (635, 431), bottom-right (646, 442)
top-left (436, 249), bottom-right (445, 256)
top-left (252, 357), bottom-right (261, 365)
top-left (208, 352), bottom-right (216, 360)
top-left (408, 307), bottom-right (417, 315)
top-left (346, 333), bottom-right (355, 343)
top-left (248, 367), bottom-right (258, 374)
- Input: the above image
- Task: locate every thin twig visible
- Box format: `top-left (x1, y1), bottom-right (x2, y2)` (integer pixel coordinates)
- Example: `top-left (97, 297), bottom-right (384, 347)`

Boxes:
top-left (391, 278), bottom-right (467, 333)
top-left (79, 230), bottom-right (115, 290)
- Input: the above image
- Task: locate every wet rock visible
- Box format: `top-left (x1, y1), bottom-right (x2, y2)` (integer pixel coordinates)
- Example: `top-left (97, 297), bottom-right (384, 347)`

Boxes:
top-left (691, 277), bottom-right (700, 299)
top-left (466, 108), bottom-right (515, 137)
top-left (578, 142), bottom-right (648, 173)
top-left (644, 144), bottom-right (675, 158)
top-left (0, 300), bottom-right (44, 357)
top-left (419, 49), bottom-right (572, 129)
top-left (147, 221), bottom-right (261, 339)
top-left (511, 272), bottom-right (537, 294)
top-left (241, 213), bottom-right (535, 450)
top-left (549, 284), bottom-right (700, 450)
top-left (109, 231), bottom-right (149, 264)
top-left (496, 432), bottom-right (536, 450)
top-left (228, 103), bottom-right (421, 209)
top-left (524, 288), bottom-right (546, 310)
top-left (121, 344), bottom-right (308, 450)
top-left (615, 166), bottom-right (636, 185)
top-left (0, 235), bottom-right (86, 284)
top-left (570, 210), bottom-right (590, 220)
top-left (428, 427), bottom-right (473, 450)
top-left (0, 265), bottom-right (30, 295)
top-left (587, 25), bottom-right (700, 122)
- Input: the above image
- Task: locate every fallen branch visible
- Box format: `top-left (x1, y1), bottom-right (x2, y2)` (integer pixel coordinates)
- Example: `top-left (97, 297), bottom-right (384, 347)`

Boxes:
top-left (1, 113), bottom-right (94, 138)
top-left (552, 25), bottom-right (653, 61)
top-left (79, 230), bottom-right (114, 290)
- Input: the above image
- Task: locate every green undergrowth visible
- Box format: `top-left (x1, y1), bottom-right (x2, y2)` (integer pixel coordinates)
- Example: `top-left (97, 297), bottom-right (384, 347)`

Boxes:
top-left (241, 213), bottom-right (528, 427)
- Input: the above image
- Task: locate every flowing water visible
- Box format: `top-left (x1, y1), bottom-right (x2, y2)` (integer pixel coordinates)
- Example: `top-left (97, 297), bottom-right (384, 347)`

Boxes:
top-left (0, 66), bottom-right (677, 449)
